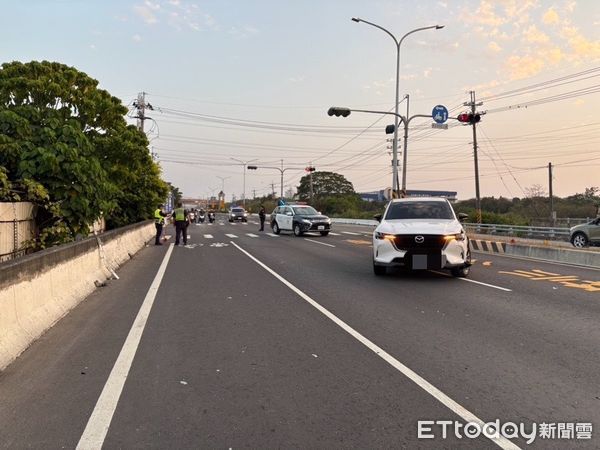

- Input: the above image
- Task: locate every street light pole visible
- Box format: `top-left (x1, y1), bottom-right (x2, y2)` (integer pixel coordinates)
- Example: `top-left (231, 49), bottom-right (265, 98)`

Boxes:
top-left (247, 163), bottom-right (305, 200)
top-left (230, 158), bottom-right (257, 208)
top-left (351, 18), bottom-right (443, 196)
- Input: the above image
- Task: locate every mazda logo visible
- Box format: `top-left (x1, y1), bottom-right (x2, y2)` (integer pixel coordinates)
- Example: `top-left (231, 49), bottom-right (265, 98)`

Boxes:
top-left (415, 235), bottom-right (425, 243)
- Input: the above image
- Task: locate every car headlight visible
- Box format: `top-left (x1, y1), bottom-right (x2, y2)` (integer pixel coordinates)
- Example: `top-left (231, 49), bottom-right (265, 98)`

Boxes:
top-left (444, 231), bottom-right (466, 241)
top-left (325, 218), bottom-right (331, 224)
top-left (244, 213), bottom-right (248, 216)
top-left (302, 219), bottom-right (311, 224)
top-left (375, 231), bottom-right (395, 241)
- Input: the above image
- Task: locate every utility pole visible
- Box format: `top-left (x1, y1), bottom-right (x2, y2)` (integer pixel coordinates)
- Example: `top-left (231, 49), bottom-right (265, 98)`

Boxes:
top-left (270, 182), bottom-right (276, 197)
top-left (401, 94), bottom-right (409, 196)
top-left (548, 162), bottom-right (555, 226)
top-left (252, 189), bottom-right (256, 200)
top-left (133, 92), bottom-right (153, 132)
top-left (309, 162), bottom-right (314, 202)
top-left (464, 91), bottom-right (483, 223)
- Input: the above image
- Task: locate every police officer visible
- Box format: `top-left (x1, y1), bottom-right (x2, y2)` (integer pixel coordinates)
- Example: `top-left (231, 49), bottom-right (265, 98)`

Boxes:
top-left (172, 201), bottom-right (189, 246)
top-left (154, 204), bottom-right (167, 245)
top-left (258, 205), bottom-right (266, 231)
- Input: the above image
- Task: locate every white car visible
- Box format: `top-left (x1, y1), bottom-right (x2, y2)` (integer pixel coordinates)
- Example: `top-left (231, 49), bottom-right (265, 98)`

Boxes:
top-left (372, 197), bottom-right (471, 277)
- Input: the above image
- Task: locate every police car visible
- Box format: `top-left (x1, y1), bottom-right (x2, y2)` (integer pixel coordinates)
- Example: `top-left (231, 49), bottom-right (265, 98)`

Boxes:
top-left (270, 203), bottom-right (331, 236)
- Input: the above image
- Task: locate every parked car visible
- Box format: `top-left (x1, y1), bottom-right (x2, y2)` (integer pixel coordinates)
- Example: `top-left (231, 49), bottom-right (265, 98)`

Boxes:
top-left (570, 218), bottom-right (600, 247)
top-left (372, 197), bottom-right (471, 277)
top-left (270, 204), bottom-right (331, 236)
top-left (229, 207), bottom-right (248, 222)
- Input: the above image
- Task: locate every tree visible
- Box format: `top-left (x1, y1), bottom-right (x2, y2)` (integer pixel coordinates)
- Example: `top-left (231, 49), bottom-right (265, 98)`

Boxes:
top-left (0, 60), bottom-right (167, 246)
top-left (296, 171), bottom-right (355, 199)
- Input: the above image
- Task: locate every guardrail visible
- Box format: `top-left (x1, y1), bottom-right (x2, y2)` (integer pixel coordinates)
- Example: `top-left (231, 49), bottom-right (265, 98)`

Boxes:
top-left (463, 223), bottom-right (570, 241)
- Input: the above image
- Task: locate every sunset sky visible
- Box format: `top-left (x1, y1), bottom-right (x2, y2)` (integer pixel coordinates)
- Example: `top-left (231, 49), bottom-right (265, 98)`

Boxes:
top-left (2, 0), bottom-right (599, 200)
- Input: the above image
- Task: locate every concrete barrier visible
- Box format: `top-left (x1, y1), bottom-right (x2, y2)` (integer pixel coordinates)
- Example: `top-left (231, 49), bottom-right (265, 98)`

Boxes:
top-left (0, 220), bottom-right (155, 370)
top-left (505, 243), bottom-right (600, 268)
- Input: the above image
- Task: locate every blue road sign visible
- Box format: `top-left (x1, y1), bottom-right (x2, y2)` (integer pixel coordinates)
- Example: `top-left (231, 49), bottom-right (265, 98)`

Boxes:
top-left (432, 105), bottom-right (449, 124)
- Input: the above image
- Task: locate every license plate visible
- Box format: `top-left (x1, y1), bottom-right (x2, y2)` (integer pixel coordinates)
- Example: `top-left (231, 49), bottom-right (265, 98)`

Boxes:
top-left (412, 254), bottom-right (428, 270)
top-left (318, 225), bottom-right (325, 230)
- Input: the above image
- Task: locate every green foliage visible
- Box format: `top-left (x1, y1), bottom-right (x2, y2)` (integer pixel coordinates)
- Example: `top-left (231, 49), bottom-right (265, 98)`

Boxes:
top-left (297, 171), bottom-right (355, 199)
top-left (0, 60), bottom-right (167, 247)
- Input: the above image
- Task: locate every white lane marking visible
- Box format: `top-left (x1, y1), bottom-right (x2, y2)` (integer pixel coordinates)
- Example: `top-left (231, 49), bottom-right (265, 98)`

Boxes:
top-left (242, 222), bottom-right (248, 225)
top-left (225, 234), bottom-right (238, 238)
top-left (304, 238), bottom-right (336, 248)
top-left (218, 223), bottom-right (224, 226)
top-left (266, 233), bottom-right (279, 237)
top-left (251, 221), bottom-right (259, 225)
top-left (77, 244), bottom-right (175, 449)
top-left (246, 233), bottom-right (259, 238)
top-left (231, 241), bottom-right (520, 450)
top-left (431, 270), bottom-right (512, 292)
top-left (203, 234), bottom-right (214, 239)
top-left (341, 231), bottom-right (361, 236)
top-left (329, 232), bottom-right (341, 236)
top-left (473, 250), bottom-right (600, 272)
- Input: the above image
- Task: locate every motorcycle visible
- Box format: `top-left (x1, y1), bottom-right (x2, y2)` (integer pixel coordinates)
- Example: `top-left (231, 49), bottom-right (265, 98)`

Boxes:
top-left (199, 212), bottom-right (205, 223)
top-left (208, 212), bottom-right (215, 223)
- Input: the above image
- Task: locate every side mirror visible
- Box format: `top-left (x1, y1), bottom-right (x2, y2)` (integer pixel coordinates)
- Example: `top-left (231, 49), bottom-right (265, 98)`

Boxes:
top-left (458, 213), bottom-right (469, 222)
top-left (374, 213), bottom-right (382, 222)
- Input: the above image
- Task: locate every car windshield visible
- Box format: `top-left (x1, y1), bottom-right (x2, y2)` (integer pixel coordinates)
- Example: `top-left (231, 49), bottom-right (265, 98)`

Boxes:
top-left (385, 201), bottom-right (454, 220)
top-left (293, 206), bottom-right (318, 215)
top-left (232, 208), bottom-right (244, 213)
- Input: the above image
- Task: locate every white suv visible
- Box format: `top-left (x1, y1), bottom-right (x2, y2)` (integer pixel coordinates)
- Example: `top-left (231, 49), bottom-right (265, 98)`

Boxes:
top-left (372, 197), bottom-right (471, 277)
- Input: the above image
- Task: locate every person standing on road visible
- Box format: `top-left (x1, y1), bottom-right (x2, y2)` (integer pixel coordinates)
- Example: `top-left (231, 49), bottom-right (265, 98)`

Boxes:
top-left (154, 204), bottom-right (167, 245)
top-left (172, 202), bottom-right (189, 246)
top-left (259, 205), bottom-right (266, 231)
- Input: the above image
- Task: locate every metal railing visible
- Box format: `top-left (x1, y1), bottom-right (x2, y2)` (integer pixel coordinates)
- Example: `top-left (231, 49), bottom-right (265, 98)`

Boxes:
top-left (463, 223), bottom-right (570, 241)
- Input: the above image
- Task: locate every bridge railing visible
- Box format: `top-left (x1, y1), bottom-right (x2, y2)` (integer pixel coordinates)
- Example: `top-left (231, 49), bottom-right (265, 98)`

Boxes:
top-left (463, 223), bottom-right (571, 241)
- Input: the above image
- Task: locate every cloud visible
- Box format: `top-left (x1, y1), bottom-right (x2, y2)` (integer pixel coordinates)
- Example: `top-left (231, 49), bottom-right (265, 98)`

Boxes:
top-left (89, 44), bottom-right (96, 50)
top-left (288, 76), bottom-right (305, 83)
top-left (228, 25), bottom-right (259, 39)
top-left (132, 34), bottom-right (142, 42)
top-left (133, 4), bottom-right (158, 24)
top-left (488, 41), bottom-right (502, 53)
top-left (542, 7), bottom-right (559, 24)
top-left (523, 24), bottom-right (550, 44)
top-left (505, 54), bottom-right (545, 80)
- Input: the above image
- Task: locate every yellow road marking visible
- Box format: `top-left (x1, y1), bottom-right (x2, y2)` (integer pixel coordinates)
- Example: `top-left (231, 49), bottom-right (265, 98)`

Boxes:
top-left (345, 239), bottom-right (372, 246)
top-left (499, 268), bottom-right (600, 293)
top-left (532, 269), bottom-right (560, 276)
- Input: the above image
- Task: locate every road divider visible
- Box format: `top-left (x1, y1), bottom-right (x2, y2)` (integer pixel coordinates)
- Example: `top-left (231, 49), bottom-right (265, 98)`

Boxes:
top-left (0, 220), bottom-right (155, 371)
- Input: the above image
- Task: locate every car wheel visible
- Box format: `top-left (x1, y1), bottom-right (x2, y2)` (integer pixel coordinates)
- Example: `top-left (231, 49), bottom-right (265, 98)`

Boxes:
top-left (272, 222), bottom-right (280, 234)
top-left (571, 232), bottom-right (588, 248)
top-left (293, 223), bottom-right (303, 237)
top-left (451, 248), bottom-right (472, 278)
top-left (320, 231), bottom-right (329, 236)
top-left (373, 263), bottom-right (387, 276)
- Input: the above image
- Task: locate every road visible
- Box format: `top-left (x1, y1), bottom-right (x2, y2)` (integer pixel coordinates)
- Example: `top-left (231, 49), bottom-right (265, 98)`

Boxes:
top-left (1, 216), bottom-right (599, 449)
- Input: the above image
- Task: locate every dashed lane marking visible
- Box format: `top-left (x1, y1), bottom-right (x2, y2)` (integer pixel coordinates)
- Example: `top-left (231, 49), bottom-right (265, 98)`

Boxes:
top-left (431, 271), bottom-right (512, 292)
top-left (266, 233), bottom-right (279, 237)
top-left (246, 233), bottom-right (259, 238)
top-left (203, 234), bottom-right (214, 239)
top-left (225, 234), bottom-right (238, 238)
top-left (341, 231), bottom-right (361, 236)
top-left (231, 242), bottom-right (520, 450)
top-left (304, 238), bottom-right (335, 247)
top-left (329, 232), bottom-right (341, 236)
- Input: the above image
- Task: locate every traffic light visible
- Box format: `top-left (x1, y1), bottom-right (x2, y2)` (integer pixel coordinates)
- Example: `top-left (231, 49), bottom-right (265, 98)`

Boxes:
top-left (327, 107), bottom-right (351, 117)
top-left (457, 113), bottom-right (481, 124)
top-left (385, 124), bottom-right (396, 134)
top-left (305, 166), bottom-right (316, 173)
top-left (247, 165), bottom-right (257, 170)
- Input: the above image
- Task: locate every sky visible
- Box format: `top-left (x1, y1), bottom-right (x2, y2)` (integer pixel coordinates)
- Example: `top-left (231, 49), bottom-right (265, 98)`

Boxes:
top-left (1, 0), bottom-right (599, 201)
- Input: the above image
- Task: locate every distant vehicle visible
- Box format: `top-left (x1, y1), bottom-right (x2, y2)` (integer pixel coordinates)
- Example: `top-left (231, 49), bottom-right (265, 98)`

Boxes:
top-left (208, 211), bottom-right (215, 223)
top-left (270, 204), bottom-right (331, 236)
top-left (570, 218), bottom-right (600, 247)
top-left (372, 197), bottom-right (471, 277)
top-left (229, 207), bottom-right (248, 222)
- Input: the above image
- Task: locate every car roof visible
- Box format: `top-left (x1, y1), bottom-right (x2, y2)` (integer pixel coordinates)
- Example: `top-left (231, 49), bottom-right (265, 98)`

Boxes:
top-left (389, 197), bottom-right (449, 203)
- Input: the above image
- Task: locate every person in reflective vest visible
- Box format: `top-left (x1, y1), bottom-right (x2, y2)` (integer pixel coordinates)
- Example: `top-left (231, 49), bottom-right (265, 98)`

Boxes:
top-left (154, 205), bottom-right (167, 245)
top-left (172, 202), bottom-right (189, 245)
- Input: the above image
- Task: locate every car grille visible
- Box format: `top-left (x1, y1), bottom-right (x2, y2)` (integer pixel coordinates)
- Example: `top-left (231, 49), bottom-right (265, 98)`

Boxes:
top-left (390, 234), bottom-right (447, 251)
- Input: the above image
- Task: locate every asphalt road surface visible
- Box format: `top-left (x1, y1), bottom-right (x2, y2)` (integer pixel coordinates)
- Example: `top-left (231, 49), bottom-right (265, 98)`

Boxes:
top-left (1, 216), bottom-right (599, 449)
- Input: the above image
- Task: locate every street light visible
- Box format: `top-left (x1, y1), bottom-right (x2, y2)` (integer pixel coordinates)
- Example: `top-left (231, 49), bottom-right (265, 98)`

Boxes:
top-left (350, 18), bottom-right (443, 195)
top-left (230, 158), bottom-right (257, 208)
